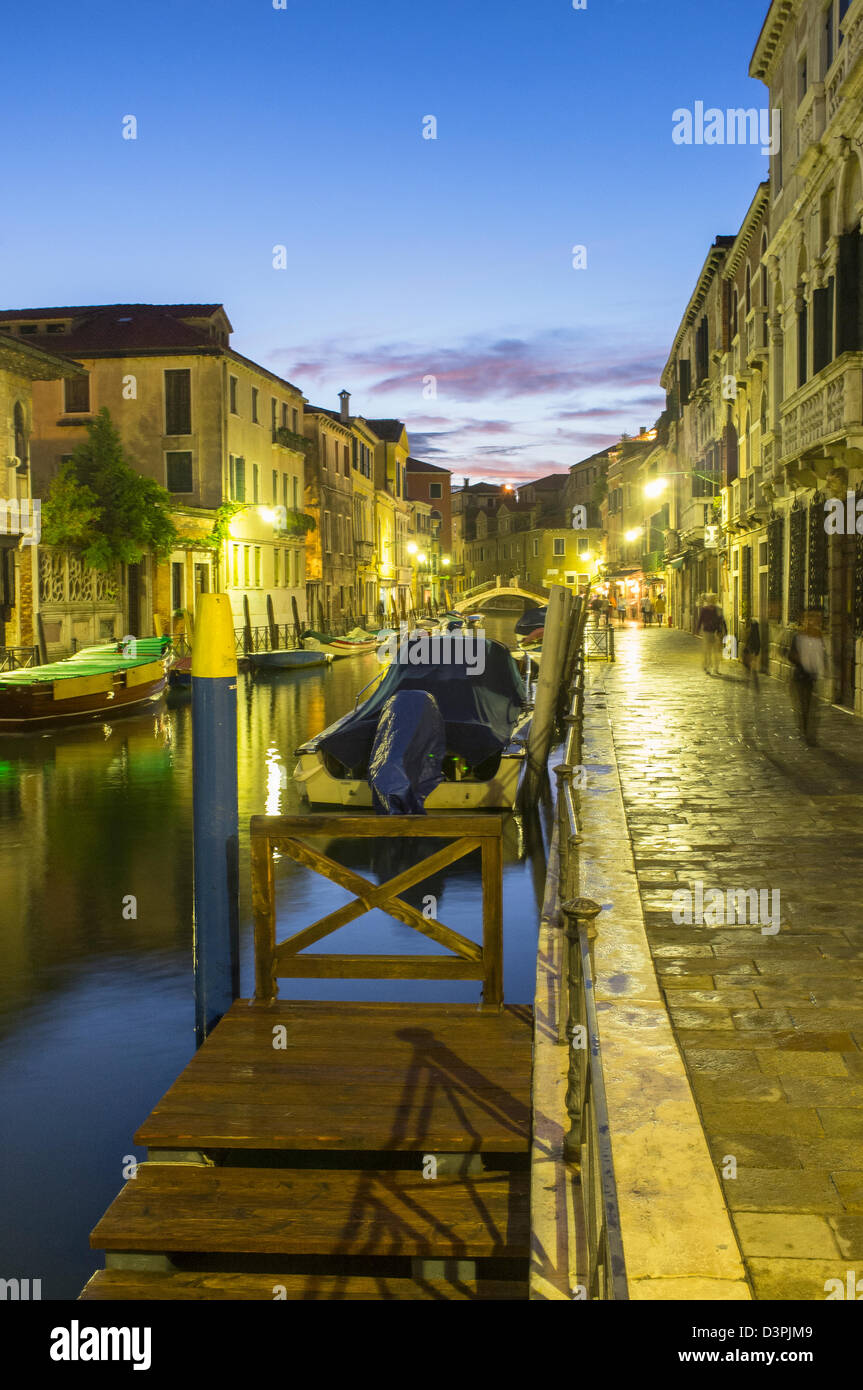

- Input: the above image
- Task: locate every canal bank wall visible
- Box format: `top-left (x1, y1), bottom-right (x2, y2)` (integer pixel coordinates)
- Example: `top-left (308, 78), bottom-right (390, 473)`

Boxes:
top-left (530, 664), bottom-right (751, 1300)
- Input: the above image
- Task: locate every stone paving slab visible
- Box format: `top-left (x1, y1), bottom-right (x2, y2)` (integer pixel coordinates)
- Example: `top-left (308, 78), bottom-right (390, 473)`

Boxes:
top-left (592, 626), bottom-right (863, 1302)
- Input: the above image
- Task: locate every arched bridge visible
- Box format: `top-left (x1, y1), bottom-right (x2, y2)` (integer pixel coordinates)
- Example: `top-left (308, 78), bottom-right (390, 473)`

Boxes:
top-left (450, 575), bottom-right (551, 613)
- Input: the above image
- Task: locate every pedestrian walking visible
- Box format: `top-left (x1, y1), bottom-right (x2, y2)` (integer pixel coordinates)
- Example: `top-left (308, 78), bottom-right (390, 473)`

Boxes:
top-left (641, 597), bottom-right (653, 626)
top-left (607, 591), bottom-right (617, 623)
top-left (742, 617), bottom-right (761, 691)
top-left (653, 593), bottom-right (666, 625)
top-left (696, 592), bottom-right (724, 674)
top-left (589, 594), bottom-right (602, 626)
top-left (788, 609), bottom-right (826, 746)
top-left (617, 592), bottom-right (627, 624)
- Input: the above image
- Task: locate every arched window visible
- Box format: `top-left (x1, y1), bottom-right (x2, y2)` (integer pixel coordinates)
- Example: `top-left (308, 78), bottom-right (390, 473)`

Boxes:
top-left (13, 401), bottom-right (27, 466)
top-left (761, 233), bottom-right (769, 309)
top-left (745, 264), bottom-right (752, 315)
top-left (760, 389), bottom-right (768, 436)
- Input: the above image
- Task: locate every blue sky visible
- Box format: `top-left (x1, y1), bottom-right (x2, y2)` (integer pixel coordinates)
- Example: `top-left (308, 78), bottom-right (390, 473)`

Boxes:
top-left (3, 0), bottom-right (773, 482)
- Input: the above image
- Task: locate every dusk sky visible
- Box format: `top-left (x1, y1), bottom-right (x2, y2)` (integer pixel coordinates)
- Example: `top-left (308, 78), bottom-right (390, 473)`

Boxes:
top-left (4, 0), bottom-right (773, 483)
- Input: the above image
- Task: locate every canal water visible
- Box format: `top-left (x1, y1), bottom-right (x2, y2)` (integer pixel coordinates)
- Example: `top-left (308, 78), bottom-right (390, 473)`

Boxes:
top-left (0, 612), bottom-right (552, 1298)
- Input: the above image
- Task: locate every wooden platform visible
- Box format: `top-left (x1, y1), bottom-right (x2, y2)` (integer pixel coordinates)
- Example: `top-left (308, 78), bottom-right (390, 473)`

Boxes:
top-left (84, 1000), bottom-right (533, 1301)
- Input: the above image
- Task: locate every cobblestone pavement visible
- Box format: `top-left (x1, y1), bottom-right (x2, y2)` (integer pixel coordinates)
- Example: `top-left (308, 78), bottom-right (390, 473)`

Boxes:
top-left (591, 622), bottom-right (863, 1301)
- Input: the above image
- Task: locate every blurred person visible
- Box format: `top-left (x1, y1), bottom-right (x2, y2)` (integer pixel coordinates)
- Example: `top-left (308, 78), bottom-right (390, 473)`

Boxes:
top-left (653, 593), bottom-right (666, 625)
top-left (742, 617), bottom-right (761, 691)
top-left (696, 592), bottom-right (724, 674)
top-left (789, 609), bottom-right (826, 746)
top-left (641, 596), bottom-right (653, 626)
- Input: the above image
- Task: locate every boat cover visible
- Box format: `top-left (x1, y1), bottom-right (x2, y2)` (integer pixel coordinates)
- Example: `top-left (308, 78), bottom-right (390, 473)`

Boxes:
top-left (367, 690), bottom-right (445, 814)
top-left (315, 638), bottom-right (527, 773)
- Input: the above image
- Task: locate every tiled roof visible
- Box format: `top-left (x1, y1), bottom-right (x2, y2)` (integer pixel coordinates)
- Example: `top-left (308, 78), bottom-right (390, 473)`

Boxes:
top-left (406, 456), bottom-right (450, 474)
top-left (365, 418), bottom-right (405, 442)
top-left (0, 304), bottom-right (228, 355)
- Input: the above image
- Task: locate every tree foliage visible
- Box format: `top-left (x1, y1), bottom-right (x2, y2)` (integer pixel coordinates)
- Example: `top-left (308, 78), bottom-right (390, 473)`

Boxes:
top-left (42, 409), bottom-right (179, 570)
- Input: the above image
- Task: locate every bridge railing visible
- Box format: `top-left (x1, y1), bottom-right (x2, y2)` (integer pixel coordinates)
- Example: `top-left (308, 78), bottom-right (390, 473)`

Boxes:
top-left (550, 618), bottom-right (629, 1301)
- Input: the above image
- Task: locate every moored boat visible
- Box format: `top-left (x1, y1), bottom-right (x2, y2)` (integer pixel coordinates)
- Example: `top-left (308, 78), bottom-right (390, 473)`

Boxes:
top-left (294, 636), bottom-right (532, 811)
top-left (0, 637), bottom-right (172, 733)
top-left (249, 648), bottom-right (333, 671)
top-left (302, 627), bottom-right (380, 659)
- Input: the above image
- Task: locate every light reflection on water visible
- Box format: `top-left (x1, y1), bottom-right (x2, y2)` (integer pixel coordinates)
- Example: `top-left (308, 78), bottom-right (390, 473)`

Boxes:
top-left (0, 611), bottom-right (550, 1296)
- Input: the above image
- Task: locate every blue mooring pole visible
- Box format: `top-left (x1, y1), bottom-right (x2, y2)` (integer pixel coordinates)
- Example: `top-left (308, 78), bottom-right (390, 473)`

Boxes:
top-left (192, 593), bottom-right (240, 1046)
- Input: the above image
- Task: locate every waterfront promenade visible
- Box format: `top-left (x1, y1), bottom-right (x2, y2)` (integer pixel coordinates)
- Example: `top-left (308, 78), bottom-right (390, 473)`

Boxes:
top-left (592, 624), bottom-right (863, 1300)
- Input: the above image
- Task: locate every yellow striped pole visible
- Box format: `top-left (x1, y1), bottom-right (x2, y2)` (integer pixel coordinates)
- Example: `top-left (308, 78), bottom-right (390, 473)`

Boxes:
top-left (192, 594), bottom-right (239, 1045)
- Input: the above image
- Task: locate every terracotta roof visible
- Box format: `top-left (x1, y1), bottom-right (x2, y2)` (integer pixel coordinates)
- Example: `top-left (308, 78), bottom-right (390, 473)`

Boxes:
top-left (0, 304), bottom-right (228, 355)
top-left (0, 302), bottom-right (225, 321)
top-left (364, 418), bottom-right (405, 443)
top-left (406, 456), bottom-right (450, 474)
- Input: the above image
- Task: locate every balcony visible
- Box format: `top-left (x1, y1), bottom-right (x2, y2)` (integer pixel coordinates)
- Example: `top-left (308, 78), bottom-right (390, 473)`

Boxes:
top-left (745, 307), bottom-right (769, 367)
top-left (826, 0), bottom-right (863, 124)
top-left (354, 538), bottom-right (375, 563)
top-left (272, 426), bottom-right (307, 455)
top-left (779, 353), bottom-right (863, 462)
top-left (795, 83), bottom-right (826, 175)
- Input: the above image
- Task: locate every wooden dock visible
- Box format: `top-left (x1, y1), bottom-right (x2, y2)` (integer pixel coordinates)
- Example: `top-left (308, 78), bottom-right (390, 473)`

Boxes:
top-left (81, 816), bottom-right (533, 1301)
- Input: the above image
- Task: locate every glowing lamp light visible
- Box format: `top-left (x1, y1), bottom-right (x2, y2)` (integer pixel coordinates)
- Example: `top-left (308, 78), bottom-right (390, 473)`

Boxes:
top-left (624, 527), bottom-right (643, 543)
top-left (418, 552), bottom-right (427, 564)
top-left (644, 478), bottom-right (668, 499)
top-left (259, 506), bottom-right (277, 524)
top-left (442, 556), bottom-right (451, 566)
top-left (407, 541), bottom-right (418, 556)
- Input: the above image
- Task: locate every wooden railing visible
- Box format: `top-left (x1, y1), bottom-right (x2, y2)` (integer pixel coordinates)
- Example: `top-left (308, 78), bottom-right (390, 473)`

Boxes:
top-left (250, 814), bottom-right (504, 1009)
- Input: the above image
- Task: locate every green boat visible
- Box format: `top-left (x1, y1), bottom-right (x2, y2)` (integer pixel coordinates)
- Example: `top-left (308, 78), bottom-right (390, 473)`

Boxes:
top-left (0, 637), bottom-right (172, 733)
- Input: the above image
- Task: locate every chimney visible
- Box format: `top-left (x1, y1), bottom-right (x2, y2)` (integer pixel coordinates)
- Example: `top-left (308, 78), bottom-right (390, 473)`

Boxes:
top-left (463, 476), bottom-right (470, 489)
top-left (338, 389), bottom-right (351, 424)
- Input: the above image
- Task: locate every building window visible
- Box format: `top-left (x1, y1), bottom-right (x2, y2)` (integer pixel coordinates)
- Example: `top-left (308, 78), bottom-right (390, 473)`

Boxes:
top-left (251, 387), bottom-right (259, 424)
top-left (254, 547), bottom-right (261, 587)
top-left (293, 476), bottom-right (298, 510)
top-left (271, 397), bottom-right (277, 434)
top-left (565, 573), bottom-right (577, 585)
top-left (429, 481), bottom-right (442, 498)
top-left (577, 537), bottom-right (589, 556)
top-left (230, 376), bottom-right (238, 414)
top-left (232, 455), bottom-right (246, 502)
top-left (64, 375), bottom-right (90, 413)
top-left (272, 469), bottom-right (278, 504)
top-left (282, 475), bottom-right (288, 510)
top-left (243, 546), bottom-right (250, 587)
top-left (553, 537), bottom-right (565, 556)
top-left (232, 544), bottom-right (240, 587)
top-left (46, 323), bottom-right (65, 334)
top-left (324, 511), bottom-right (332, 552)
top-left (292, 408), bottom-right (298, 431)
top-left (164, 369), bottom-right (191, 434)
top-left (798, 53), bottom-right (808, 100)
top-left (274, 550), bottom-right (280, 586)
top-left (322, 436), bottom-right (328, 469)
top-left (532, 538), bottom-right (540, 558)
top-left (166, 451), bottom-right (193, 493)
top-left (281, 403), bottom-right (289, 428)
top-left (252, 463), bottom-right (259, 503)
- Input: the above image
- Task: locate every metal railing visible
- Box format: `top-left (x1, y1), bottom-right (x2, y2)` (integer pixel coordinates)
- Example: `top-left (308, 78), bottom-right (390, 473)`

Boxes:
top-left (0, 645), bottom-right (39, 672)
top-left (584, 622), bottom-right (615, 662)
top-left (552, 624), bottom-right (629, 1301)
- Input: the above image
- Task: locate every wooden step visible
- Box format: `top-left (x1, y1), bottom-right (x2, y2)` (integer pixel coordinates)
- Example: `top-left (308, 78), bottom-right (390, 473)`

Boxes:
top-left (90, 1164), bottom-right (530, 1259)
top-left (135, 1001), bottom-right (532, 1154)
top-left (80, 1269), bottom-right (527, 1301)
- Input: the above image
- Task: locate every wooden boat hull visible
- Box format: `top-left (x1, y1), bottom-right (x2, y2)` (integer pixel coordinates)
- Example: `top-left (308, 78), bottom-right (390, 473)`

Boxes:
top-left (293, 711), bottom-right (531, 810)
top-left (250, 649), bottom-right (332, 670)
top-left (0, 654), bottom-right (170, 733)
top-left (302, 636), bottom-right (379, 659)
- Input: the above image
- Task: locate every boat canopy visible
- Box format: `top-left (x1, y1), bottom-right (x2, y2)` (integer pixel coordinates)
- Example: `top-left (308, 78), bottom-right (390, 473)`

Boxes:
top-left (314, 637), bottom-right (527, 773)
